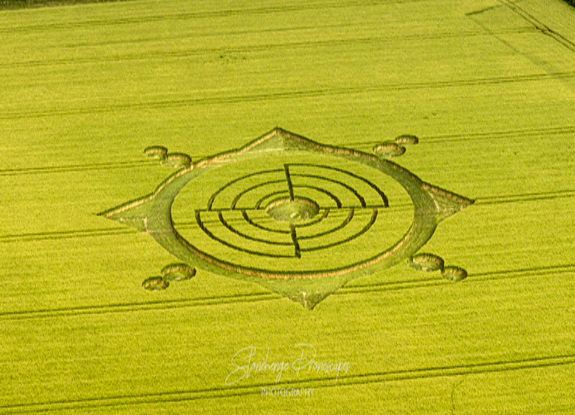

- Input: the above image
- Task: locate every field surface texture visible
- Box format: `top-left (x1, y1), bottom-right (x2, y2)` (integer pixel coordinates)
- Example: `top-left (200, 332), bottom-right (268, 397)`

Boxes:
top-left (0, 0), bottom-right (132, 10)
top-left (1, 0), bottom-right (575, 413)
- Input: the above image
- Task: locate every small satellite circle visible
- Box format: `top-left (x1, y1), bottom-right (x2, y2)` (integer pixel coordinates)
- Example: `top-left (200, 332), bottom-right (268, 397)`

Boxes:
top-left (101, 128), bottom-right (474, 307)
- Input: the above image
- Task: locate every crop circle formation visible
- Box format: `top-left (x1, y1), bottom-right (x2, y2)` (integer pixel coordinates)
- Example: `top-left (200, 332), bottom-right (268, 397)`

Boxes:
top-left (101, 128), bottom-right (473, 306)
top-left (172, 158), bottom-right (412, 276)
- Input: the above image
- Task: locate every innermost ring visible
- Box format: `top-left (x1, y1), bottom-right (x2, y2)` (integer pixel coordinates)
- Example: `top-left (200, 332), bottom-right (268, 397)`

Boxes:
top-left (265, 197), bottom-right (320, 223)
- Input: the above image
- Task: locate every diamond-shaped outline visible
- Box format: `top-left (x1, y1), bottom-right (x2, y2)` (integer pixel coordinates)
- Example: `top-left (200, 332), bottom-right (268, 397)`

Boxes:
top-left (100, 128), bottom-right (473, 308)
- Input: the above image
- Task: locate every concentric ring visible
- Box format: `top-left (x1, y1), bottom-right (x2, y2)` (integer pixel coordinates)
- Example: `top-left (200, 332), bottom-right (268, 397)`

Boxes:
top-left (103, 128), bottom-right (473, 282)
top-left (172, 154), bottom-right (414, 276)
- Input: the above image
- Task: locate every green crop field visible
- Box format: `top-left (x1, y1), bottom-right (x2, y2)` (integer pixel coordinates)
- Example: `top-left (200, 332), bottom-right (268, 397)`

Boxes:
top-left (0, 0), bottom-right (132, 10)
top-left (1, 0), bottom-right (575, 413)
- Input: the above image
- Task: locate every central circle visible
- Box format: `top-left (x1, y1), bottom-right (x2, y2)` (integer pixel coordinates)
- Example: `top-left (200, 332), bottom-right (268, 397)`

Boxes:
top-left (265, 197), bottom-right (320, 223)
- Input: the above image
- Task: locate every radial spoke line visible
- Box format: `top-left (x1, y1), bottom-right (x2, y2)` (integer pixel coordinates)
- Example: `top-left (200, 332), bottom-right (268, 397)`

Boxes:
top-left (284, 164), bottom-right (295, 201)
top-left (194, 204), bottom-right (386, 213)
top-left (290, 224), bottom-right (301, 258)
